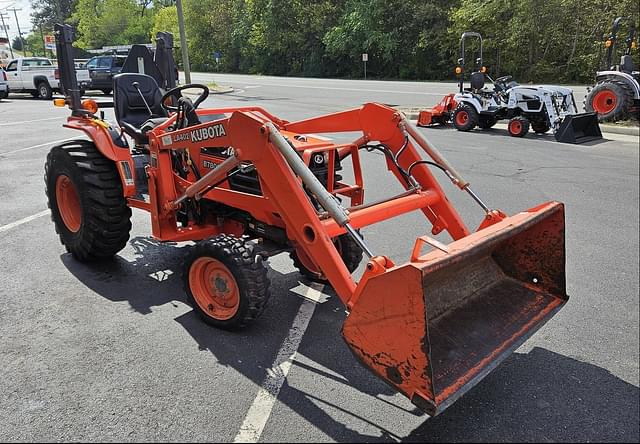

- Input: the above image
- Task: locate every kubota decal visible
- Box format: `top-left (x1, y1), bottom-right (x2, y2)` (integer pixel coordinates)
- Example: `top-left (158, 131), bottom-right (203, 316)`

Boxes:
top-left (190, 124), bottom-right (227, 142)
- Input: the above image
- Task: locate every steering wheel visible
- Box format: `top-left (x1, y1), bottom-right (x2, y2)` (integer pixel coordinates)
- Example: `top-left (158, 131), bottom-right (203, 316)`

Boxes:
top-left (495, 76), bottom-right (513, 84)
top-left (161, 84), bottom-right (210, 112)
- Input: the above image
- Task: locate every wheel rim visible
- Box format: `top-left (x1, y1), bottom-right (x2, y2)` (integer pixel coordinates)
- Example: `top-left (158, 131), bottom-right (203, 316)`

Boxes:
top-left (40, 85), bottom-right (48, 97)
top-left (455, 111), bottom-right (469, 126)
top-left (592, 89), bottom-right (617, 114)
top-left (510, 120), bottom-right (522, 134)
top-left (55, 175), bottom-right (82, 233)
top-left (189, 257), bottom-right (240, 320)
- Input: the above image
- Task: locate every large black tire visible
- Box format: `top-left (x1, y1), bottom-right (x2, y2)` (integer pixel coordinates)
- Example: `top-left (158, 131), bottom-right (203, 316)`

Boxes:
top-left (508, 116), bottom-right (530, 137)
top-left (290, 233), bottom-right (363, 283)
top-left (45, 140), bottom-right (132, 261)
top-left (452, 103), bottom-right (479, 131)
top-left (37, 82), bottom-right (52, 100)
top-left (478, 116), bottom-right (497, 129)
top-left (585, 80), bottom-right (635, 122)
top-left (184, 235), bottom-right (271, 330)
top-left (531, 120), bottom-right (550, 134)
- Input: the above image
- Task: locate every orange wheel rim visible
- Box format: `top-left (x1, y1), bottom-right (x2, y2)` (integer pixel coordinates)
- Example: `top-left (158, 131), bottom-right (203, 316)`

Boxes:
top-left (55, 175), bottom-right (82, 233)
top-left (592, 90), bottom-right (617, 114)
top-left (189, 257), bottom-right (240, 320)
top-left (510, 120), bottom-right (522, 133)
top-left (455, 111), bottom-right (468, 126)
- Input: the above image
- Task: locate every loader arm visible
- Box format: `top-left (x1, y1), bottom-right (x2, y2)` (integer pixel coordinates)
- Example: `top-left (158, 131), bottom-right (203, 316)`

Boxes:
top-left (145, 102), bottom-right (568, 417)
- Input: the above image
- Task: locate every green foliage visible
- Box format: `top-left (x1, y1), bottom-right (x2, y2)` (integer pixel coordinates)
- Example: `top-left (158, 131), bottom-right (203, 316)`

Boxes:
top-left (31, 0), bottom-right (78, 30)
top-left (11, 37), bottom-right (23, 51)
top-left (72, 0), bottom-right (155, 49)
top-left (31, 0), bottom-right (640, 82)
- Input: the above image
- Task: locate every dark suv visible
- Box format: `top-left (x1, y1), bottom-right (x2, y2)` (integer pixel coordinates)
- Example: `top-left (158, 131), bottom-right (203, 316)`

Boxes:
top-left (84, 55), bottom-right (126, 95)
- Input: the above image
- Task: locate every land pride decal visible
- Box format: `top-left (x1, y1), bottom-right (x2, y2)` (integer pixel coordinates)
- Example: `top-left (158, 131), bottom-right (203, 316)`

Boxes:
top-left (164, 123), bottom-right (228, 146)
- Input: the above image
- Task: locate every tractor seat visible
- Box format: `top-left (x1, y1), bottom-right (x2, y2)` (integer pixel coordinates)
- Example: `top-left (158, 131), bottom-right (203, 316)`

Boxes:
top-left (113, 73), bottom-right (168, 145)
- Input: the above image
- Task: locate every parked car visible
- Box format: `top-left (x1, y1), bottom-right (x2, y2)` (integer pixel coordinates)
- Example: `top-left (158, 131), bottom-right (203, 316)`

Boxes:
top-left (0, 68), bottom-right (9, 100)
top-left (4, 57), bottom-right (90, 99)
top-left (84, 55), bottom-right (127, 95)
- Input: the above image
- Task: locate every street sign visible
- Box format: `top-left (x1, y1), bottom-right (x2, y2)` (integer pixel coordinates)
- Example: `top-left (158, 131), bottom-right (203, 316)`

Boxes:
top-left (44, 35), bottom-right (56, 50)
top-left (362, 53), bottom-right (368, 62)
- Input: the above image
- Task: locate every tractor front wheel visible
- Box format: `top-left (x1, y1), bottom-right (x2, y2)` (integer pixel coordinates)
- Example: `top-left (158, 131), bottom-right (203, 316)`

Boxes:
top-left (45, 140), bottom-right (132, 261)
top-left (508, 117), bottom-right (530, 137)
top-left (452, 104), bottom-right (478, 131)
top-left (184, 235), bottom-right (271, 330)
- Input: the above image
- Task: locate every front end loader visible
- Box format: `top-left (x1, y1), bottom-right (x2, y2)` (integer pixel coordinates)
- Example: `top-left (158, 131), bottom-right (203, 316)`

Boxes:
top-left (47, 24), bottom-right (569, 417)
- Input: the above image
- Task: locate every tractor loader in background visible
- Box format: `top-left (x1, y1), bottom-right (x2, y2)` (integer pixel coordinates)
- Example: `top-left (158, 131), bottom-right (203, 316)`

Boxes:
top-left (47, 24), bottom-right (569, 417)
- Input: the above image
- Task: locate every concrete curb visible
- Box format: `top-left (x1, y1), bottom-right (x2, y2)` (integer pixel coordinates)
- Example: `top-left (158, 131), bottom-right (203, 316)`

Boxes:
top-left (399, 110), bottom-right (639, 137)
top-left (209, 86), bottom-right (234, 94)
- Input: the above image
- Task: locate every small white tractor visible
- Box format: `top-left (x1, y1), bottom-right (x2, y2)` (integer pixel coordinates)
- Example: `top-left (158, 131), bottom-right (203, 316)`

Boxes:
top-left (450, 32), bottom-right (602, 143)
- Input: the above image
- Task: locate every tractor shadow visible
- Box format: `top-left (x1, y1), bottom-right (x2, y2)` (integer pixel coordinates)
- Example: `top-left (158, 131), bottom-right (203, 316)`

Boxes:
top-left (456, 127), bottom-right (611, 146)
top-left (61, 236), bottom-right (190, 315)
top-left (61, 236), bottom-right (639, 442)
top-left (404, 347), bottom-right (640, 443)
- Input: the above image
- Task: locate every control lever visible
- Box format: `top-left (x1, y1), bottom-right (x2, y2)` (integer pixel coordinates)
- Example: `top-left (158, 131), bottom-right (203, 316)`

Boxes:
top-left (132, 81), bottom-right (153, 117)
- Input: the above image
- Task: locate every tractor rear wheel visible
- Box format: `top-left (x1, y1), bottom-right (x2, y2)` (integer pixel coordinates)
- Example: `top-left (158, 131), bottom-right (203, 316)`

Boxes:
top-left (452, 104), bottom-right (478, 131)
top-left (45, 140), bottom-right (132, 261)
top-left (291, 233), bottom-right (363, 284)
top-left (508, 116), bottom-right (530, 137)
top-left (184, 235), bottom-right (271, 330)
top-left (585, 80), bottom-right (634, 122)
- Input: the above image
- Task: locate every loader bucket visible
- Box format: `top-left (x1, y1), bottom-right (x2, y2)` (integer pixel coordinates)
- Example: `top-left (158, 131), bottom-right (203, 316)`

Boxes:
top-left (554, 112), bottom-right (602, 144)
top-left (342, 201), bottom-right (568, 416)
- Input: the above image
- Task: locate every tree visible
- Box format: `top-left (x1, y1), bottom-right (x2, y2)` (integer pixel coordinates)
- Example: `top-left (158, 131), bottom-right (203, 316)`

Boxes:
top-left (31, 0), bottom-right (78, 30)
top-left (11, 36), bottom-right (23, 51)
top-left (72, 0), bottom-right (155, 48)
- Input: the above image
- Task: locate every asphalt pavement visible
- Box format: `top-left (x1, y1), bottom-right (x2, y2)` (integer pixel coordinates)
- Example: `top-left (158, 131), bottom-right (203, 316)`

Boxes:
top-left (0, 75), bottom-right (638, 442)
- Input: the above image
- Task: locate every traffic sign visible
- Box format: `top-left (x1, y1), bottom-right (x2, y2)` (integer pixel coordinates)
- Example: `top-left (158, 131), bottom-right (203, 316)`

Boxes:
top-left (44, 35), bottom-right (56, 50)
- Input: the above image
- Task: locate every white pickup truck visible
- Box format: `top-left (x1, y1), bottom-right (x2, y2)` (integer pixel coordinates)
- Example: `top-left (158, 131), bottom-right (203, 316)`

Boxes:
top-left (4, 57), bottom-right (90, 99)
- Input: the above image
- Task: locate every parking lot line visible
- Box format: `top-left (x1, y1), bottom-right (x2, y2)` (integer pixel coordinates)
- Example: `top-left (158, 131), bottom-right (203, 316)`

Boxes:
top-left (0, 117), bottom-right (64, 127)
top-left (233, 284), bottom-right (324, 443)
top-left (0, 210), bottom-right (49, 234)
top-left (1, 138), bottom-right (75, 156)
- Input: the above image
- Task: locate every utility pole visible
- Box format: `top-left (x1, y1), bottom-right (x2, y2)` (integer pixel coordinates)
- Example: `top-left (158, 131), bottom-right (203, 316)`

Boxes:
top-left (175, 0), bottom-right (191, 83)
top-left (0, 12), bottom-right (13, 59)
top-left (6, 8), bottom-right (26, 56)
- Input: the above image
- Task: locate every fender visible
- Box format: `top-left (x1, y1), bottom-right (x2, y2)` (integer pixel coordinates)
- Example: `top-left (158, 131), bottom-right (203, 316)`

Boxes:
top-left (453, 93), bottom-right (484, 114)
top-left (63, 116), bottom-right (136, 197)
top-left (595, 71), bottom-right (640, 99)
top-left (32, 75), bottom-right (50, 89)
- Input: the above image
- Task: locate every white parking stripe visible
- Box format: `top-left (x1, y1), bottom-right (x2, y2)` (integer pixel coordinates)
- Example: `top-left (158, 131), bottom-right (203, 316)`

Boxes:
top-left (0, 117), bottom-right (64, 127)
top-left (233, 284), bottom-right (324, 443)
top-left (1, 138), bottom-right (73, 156)
top-left (0, 210), bottom-right (49, 234)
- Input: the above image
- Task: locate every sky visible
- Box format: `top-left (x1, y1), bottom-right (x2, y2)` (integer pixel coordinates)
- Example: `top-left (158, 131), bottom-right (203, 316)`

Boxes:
top-left (0, 0), bottom-right (34, 41)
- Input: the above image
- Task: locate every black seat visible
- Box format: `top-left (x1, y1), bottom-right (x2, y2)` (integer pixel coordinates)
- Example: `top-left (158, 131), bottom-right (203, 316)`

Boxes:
top-left (470, 71), bottom-right (485, 91)
top-left (113, 73), bottom-right (168, 144)
top-left (620, 55), bottom-right (635, 74)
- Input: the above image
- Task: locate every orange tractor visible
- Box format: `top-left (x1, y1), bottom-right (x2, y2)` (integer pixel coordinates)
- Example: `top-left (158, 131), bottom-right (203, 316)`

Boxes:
top-left (47, 25), bottom-right (569, 416)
